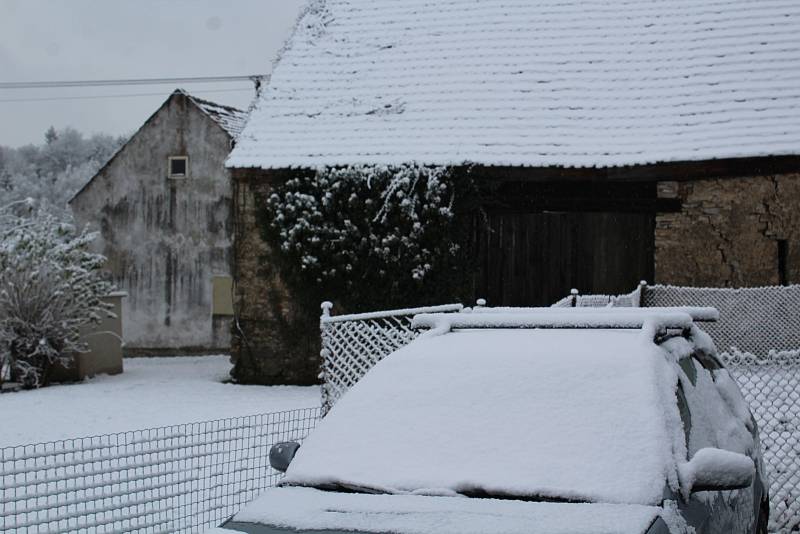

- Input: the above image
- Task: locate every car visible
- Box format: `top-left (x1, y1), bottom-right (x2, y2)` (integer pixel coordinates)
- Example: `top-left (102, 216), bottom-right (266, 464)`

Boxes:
top-left (219, 308), bottom-right (769, 534)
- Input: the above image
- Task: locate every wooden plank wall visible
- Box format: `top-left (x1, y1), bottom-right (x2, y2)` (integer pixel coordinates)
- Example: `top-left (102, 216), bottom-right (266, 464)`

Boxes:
top-left (474, 210), bottom-right (654, 307)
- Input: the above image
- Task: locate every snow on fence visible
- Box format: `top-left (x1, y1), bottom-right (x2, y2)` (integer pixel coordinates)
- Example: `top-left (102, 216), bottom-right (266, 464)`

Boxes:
top-left (319, 302), bottom-right (463, 412)
top-left (0, 407), bottom-right (321, 533)
top-left (321, 288), bottom-right (800, 533)
top-left (558, 283), bottom-right (800, 533)
top-left (721, 351), bottom-right (800, 533)
top-left (642, 284), bottom-right (800, 359)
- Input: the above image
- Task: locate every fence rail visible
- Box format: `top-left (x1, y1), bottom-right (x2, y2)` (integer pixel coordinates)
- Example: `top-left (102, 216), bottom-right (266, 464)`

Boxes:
top-left (0, 407), bottom-right (321, 533)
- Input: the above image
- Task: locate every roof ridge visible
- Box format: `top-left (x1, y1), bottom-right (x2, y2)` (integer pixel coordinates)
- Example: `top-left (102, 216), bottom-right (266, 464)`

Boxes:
top-left (179, 89), bottom-right (249, 139)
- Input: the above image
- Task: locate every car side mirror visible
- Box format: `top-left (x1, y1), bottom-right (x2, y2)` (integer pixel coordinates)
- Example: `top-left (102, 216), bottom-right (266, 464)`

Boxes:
top-left (679, 447), bottom-right (754, 496)
top-left (269, 441), bottom-right (301, 472)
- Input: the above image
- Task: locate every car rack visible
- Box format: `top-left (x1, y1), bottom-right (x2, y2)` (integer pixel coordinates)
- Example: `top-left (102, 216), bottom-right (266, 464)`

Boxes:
top-left (411, 307), bottom-right (718, 342)
top-left (457, 306), bottom-right (719, 322)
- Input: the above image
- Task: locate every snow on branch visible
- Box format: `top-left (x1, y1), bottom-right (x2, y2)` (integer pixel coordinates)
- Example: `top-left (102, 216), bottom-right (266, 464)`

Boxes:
top-left (0, 202), bottom-right (115, 388)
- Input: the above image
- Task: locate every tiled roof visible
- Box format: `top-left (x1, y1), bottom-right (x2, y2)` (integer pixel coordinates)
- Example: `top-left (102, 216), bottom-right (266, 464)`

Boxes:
top-left (228, 0), bottom-right (800, 170)
top-left (185, 92), bottom-right (248, 139)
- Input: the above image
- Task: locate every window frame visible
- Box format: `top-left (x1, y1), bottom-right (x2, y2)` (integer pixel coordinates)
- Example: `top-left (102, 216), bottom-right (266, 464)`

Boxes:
top-left (168, 156), bottom-right (189, 179)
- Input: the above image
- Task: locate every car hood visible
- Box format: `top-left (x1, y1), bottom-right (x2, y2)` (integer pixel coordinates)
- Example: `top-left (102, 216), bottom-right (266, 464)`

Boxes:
top-left (224, 487), bottom-right (662, 534)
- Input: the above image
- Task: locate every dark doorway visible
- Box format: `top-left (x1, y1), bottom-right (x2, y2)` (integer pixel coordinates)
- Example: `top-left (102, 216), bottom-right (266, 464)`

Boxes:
top-left (474, 210), bottom-right (654, 307)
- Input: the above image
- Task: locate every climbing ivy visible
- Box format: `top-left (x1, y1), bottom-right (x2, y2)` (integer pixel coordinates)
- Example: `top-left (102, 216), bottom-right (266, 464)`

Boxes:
top-left (259, 164), bottom-right (476, 312)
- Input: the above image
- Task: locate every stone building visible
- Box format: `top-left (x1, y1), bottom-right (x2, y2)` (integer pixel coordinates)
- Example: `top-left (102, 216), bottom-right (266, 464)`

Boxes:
top-left (226, 0), bottom-right (800, 384)
top-left (71, 89), bottom-right (246, 354)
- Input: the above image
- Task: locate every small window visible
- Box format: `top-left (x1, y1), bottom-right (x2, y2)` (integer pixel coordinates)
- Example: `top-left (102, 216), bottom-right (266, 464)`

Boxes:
top-left (168, 156), bottom-right (188, 178)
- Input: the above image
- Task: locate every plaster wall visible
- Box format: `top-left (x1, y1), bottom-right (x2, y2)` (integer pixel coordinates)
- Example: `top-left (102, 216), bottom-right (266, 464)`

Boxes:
top-left (71, 93), bottom-right (233, 351)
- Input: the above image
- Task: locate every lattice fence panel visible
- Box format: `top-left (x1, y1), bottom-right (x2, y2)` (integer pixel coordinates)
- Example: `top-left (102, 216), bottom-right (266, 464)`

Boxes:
top-left (0, 407), bottom-right (321, 534)
top-left (320, 304), bottom-right (463, 412)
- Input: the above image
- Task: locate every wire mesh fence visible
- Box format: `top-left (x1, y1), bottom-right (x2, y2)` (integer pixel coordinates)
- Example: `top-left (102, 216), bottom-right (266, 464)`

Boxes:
top-left (642, 284), bottom-right (800, 358)
top-left (559, 283), bottom-right (800, 532)
top-left (0, 407), bottom-right (321, 534)
top-left (721, 351), bottom-right (800, 533)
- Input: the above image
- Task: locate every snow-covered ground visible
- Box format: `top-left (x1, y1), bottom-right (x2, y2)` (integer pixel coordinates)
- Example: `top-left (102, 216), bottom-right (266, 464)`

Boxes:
top-left (0, 355), bottom-right (319, 447)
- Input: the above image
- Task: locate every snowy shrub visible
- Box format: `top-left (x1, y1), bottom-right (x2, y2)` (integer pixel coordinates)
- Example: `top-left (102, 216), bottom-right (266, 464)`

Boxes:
top-left (0, 200), bottom-right (114, 388)
top-left (261, 164), bottom-right (475, 311)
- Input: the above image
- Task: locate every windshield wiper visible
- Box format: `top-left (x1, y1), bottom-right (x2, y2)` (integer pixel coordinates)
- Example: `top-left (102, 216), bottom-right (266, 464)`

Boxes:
top-left (456, 488), bottom-right (585, 504)
top-left (284, 481), bottom-right (390, 495)
top-left (284, 482), bottom-right (585, 504)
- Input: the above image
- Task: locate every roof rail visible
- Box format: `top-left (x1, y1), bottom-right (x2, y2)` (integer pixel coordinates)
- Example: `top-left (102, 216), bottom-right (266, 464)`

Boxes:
top-left (411, 307), bottom-right (718, 338)
top-left (459, 306), bottom-right (719, 322)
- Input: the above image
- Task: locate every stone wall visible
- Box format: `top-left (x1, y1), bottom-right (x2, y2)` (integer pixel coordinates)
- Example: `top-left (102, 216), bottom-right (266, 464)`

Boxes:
top-left (229, 164), bottom-right (800, 385)
top-left (655, 173), bottom-right (800, 287)
top-left (70, 92), bottom-right (233, 352)
top-left (230, 169), bottom-right (319, 385)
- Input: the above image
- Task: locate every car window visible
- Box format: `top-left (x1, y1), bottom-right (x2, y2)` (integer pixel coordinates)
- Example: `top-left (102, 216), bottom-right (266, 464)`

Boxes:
top-left (676, 356), bottom-right (753, 458)
top-left (676, 381), bottom-right (692, 455)
top-left (692, 350), bottom-right (724, 374)
top-left (678, 357), bottom-right (697, 386)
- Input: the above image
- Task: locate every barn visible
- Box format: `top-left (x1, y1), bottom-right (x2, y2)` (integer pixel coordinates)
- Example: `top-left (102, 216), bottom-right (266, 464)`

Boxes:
top-left (227, 0), bottom-right (800, 384)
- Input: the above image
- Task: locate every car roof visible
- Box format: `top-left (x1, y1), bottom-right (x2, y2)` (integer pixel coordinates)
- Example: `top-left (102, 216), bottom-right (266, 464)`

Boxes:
top-left (283, 327), bottom-right (685, 506)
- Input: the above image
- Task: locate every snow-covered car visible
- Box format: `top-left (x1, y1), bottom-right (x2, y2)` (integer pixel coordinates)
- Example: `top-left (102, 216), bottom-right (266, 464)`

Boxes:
top-left (220, 308), bottom-right (769, 534)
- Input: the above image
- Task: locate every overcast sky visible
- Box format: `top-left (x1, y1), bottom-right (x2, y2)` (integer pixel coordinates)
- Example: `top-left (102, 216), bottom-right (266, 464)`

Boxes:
top-left (0, 0), bottom-right (306, 147)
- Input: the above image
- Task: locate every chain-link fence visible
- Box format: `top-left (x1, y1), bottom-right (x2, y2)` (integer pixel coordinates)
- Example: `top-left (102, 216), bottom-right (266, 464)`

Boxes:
top-left (721, 351), bottom-right (800, 533)
top-left (319, 303), bottom-right (462, 412)
top-left (557, 283), bottom-right (800, 532)
top-left (0, 407), bottom-right (321, 534)
top-left (642, 284), bottom-right (800, 358)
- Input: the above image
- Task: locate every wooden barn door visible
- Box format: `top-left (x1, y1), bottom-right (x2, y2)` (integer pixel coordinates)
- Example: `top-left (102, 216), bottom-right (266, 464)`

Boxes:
top-left (474, 211), bottom-right (654, 307)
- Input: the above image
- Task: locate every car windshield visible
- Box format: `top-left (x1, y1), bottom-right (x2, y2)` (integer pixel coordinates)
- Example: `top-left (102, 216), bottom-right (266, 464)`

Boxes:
top-left (282, 329), bottom-right (675, 506)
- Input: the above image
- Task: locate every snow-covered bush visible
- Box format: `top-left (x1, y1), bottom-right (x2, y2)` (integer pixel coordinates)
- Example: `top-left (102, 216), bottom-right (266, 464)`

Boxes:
top-left (0, 200), bottom-right (114, 388)
top-left (261, 164), bottom-right (475, 311)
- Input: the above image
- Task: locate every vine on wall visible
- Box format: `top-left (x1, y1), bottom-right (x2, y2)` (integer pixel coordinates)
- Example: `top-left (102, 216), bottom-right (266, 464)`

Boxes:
top-left (259, 164), bottom-right (476, 313)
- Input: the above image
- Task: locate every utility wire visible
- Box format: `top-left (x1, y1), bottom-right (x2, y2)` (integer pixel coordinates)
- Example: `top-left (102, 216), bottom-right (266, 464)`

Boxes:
top-left (0, 87), bottom-right (253, 104)
top-left (0, 75), bottom-right (267, 90)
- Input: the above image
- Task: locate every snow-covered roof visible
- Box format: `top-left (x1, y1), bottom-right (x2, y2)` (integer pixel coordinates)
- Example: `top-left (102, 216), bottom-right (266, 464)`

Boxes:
top-left (283, 328), bottom-right (680, 506)
top-left (182, 90), bottom-right (248, 139)
top-left (228, 0), bottom-right (800, 170)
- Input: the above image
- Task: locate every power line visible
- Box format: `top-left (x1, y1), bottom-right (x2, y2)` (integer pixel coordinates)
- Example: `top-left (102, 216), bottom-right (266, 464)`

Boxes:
top-left (0, 75), bottom-right (267, 90)
top-left (0, 87), bottom-right (254, 104)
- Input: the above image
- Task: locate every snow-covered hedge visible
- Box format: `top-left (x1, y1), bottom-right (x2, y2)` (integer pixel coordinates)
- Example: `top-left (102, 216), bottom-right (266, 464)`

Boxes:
top-left (0, 200), bottom-right (114, 388)
top-left (261, 164), bottom-right (475, 311)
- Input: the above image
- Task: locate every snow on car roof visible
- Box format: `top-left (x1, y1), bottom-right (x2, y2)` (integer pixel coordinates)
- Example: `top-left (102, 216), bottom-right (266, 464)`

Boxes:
top-left (283, 328), bottom-right (681, 506)
top-left (232, 486), bottom-right (662, 534)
